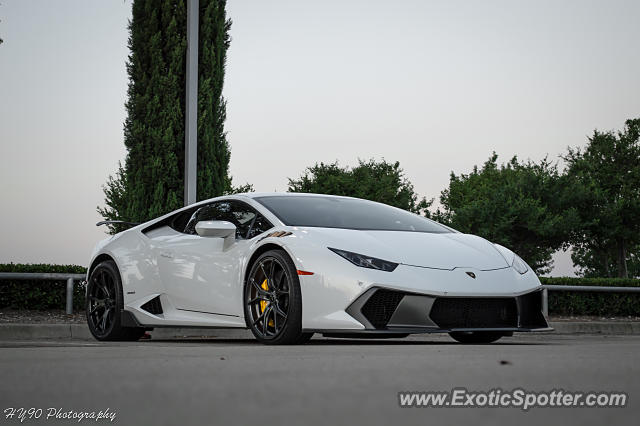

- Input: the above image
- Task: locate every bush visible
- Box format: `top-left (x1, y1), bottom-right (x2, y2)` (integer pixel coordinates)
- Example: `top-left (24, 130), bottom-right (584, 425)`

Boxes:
top-left (540, 277), bottom-right (640, 316)
top-left (0, 264), bottom-right (87, 311)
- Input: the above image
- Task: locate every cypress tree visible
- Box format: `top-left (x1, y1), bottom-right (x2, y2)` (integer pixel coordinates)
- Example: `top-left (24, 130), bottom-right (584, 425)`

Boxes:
top-left (197, 0), bottom-right (231, 199)
top-left (98, 0), bottom-right (232, 234)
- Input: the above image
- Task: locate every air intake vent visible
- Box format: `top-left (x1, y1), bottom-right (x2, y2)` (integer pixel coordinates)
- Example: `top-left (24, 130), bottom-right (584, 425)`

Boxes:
top-left (361, 289), bottom-right (405, 329)
top-left (141, 296), bottom-right (163, 315)
top-left (429, 297), bottom-right (517, 329)
top-left (517, 291), bottom-right (548, 328)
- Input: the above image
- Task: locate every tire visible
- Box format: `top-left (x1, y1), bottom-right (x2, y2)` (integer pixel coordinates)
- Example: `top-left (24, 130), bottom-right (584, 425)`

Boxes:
top-left (86, 260), bottom-right (145, 341)
top-left (244, 250), bottom-right (308, 345)
top-left (449, 331), bottom-right (504, 344)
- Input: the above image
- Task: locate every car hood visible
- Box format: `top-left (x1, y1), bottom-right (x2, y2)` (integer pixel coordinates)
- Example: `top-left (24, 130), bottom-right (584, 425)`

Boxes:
top-left (298, 227), bottom-right (510, 271)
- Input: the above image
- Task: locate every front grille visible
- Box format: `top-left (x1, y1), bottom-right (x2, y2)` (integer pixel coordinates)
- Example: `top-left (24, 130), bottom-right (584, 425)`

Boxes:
top-left (140, 296), bottom-right (163, 315)
top-left (430, 297), bottom-right (517, 329)
top-left (361, 289), bottom-right (405, 329)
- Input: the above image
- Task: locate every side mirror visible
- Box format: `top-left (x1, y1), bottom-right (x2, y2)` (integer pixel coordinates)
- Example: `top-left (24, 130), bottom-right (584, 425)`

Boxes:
top-left (195, 220), bottom-right (236, 239)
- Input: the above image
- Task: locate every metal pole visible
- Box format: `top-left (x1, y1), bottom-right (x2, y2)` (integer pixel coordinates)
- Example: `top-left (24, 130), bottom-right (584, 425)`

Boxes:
top-left (542, 288), bottom-right (548, 317)
top-left (66, 278), bottom-right (74, 315)
top-left (184, 0), bottom-right (199, 206)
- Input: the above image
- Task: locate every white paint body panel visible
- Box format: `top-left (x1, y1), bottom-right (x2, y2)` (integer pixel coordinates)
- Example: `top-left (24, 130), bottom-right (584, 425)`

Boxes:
top-left (87, 193), bottom-right (542, 331)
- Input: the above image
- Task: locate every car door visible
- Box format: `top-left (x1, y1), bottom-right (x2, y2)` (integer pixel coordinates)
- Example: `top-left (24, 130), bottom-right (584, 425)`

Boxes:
top-left (157, 200), bottom-right (271, 317)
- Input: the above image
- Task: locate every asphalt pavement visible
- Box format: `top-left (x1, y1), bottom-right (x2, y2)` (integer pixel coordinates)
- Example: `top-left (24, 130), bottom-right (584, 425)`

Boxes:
top-left (0, 333), bottom-right (638, 426)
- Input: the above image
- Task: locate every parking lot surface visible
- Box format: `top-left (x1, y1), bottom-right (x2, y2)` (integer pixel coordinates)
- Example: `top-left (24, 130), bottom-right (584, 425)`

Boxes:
top-left (0, 333), bottom-right (637, 425)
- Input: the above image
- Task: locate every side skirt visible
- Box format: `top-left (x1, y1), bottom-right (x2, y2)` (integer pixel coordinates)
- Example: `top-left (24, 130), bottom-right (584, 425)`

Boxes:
top-left (305, 327), bottom-right (553, 336)
top-left (120, 310), bottom-right (248, 330)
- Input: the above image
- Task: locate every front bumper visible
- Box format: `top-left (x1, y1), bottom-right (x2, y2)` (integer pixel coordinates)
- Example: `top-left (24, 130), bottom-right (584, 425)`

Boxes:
top-left (329, 287), bottom-right (551, 334)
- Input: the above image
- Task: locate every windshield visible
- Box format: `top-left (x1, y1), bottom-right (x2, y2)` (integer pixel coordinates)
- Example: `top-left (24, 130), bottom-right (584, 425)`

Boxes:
top-left (255, 195), bottom-right (452, 234)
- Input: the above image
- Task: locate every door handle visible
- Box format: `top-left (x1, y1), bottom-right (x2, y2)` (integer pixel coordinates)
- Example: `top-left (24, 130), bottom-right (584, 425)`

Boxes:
top-left (160, 251), bottom-right (174, 259)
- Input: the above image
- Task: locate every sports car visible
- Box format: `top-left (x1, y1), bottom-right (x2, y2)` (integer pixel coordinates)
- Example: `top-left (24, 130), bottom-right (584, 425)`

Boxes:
top-left (86, 193), bottom-right (550, 344)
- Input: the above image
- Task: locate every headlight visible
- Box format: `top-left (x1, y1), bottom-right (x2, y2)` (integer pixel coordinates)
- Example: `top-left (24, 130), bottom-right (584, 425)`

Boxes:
top-left (493, 244), bottom-right (528, 275)
top-left (512, 255), bottom-right (529, 275)
top-left (328, 248), bottom-right (398, 272)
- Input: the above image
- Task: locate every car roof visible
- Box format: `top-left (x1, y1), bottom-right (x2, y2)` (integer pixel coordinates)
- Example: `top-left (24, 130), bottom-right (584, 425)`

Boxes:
top-left (238, 192), bottom-right (354, 200)
top-left (133, 193), bottom-right (361, 232)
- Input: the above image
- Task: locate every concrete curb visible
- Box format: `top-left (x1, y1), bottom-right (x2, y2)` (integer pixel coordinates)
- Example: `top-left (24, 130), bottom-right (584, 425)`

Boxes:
top-left (0, 323), bottom-right (253, 340)
top-left (548, 321), bottom-right (640, 334)
top-left (0, 322), bottom-right (638, 340)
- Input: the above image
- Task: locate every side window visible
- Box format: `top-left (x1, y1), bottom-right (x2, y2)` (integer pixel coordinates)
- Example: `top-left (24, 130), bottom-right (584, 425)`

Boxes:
top-left (184, 202), bottom-right (232, 235)
top-left (228, 203), bottom-right (257, 238)
top-left (170, 207), bottom-right (199, 233)
top-left (184, 201), bottom-right (272, 239)
top-left (247, 213), bottom-right (273, 239)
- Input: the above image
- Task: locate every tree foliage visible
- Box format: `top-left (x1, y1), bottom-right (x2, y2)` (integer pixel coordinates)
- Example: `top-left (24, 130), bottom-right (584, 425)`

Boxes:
top-left (564, 118), bottom-right (640, 278)
top-left (434, 154), bottom-right (577, 274)
top-left (571, 243), bottom-right (640, 279)
top-left (287, 159), bottom-right (432, 214)
top-left (98, 0), bottom-right (232, 234)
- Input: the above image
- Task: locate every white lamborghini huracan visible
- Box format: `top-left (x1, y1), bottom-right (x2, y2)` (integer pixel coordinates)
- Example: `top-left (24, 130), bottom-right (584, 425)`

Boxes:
top-left (86, 193), bottom-right (550, 344)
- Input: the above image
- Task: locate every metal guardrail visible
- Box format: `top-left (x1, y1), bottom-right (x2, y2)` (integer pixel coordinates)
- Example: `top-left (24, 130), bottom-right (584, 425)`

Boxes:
top-left (541, 285), bottom-right (640, 317)
top-left (0, 273), bottom-right (86, 315)
top-left (0, 274), bottom-right (638, 318)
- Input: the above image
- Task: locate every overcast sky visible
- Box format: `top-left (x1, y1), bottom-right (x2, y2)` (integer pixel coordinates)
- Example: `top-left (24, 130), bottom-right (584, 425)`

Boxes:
top-left (1, 0), bottom-right (639, 275)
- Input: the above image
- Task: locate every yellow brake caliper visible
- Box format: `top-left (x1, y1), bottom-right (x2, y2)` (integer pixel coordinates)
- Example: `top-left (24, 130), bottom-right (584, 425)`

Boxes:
top-left (259, 279), bottom-right (274, 327)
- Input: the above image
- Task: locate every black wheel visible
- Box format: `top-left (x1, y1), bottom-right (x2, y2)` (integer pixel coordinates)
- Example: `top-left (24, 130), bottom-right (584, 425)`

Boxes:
top-left (449, 331), bottom-right (504, 344)
top-left (244, 250), bottom-right (308, 345)
top-left (86, 260), bottom-right (145, 341)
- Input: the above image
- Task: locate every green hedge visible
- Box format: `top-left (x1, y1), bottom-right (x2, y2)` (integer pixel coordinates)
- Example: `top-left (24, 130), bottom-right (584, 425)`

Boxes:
top-left (0, 264), bottom-right (87, 311)
top-left (540, 277), bottom-right (640, 316)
